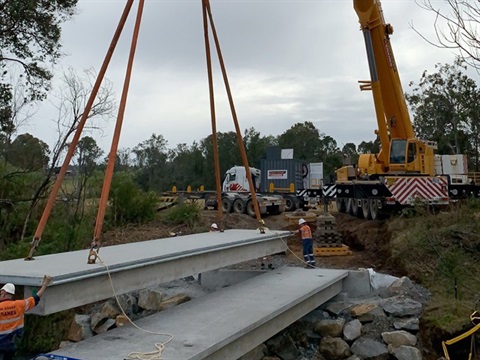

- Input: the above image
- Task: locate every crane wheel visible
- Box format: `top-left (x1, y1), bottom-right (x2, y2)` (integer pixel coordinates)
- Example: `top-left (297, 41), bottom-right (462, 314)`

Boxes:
top-left (336, 198), bottom-right (346, 213)
top-left (369, 199), bottom-right (382, 220)
top-left (362, 199), bottom-right (372, 220)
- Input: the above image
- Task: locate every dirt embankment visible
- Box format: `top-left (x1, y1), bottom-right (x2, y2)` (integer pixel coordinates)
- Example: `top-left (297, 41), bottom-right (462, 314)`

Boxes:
top-left (102, 209), bottom-right (393, 274)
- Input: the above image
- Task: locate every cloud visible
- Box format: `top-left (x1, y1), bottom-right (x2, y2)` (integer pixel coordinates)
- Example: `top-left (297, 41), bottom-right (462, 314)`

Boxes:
top-left (26, 0), bottom-right (459, 155)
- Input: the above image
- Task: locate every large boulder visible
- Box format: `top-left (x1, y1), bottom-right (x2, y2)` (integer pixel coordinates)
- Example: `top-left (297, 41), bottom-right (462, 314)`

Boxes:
top-left (381, 330), bottom-right (417, 347)
top-left (351, 337), bottom-right (389, 360)
top-left (67, 314), bottom-right (93, 342)
top-left (315, 318), bottom-right (346, 337)
top-left (319, 337), bottom-right (352, 359)
top-left (343, 319), bottom-right (362, 341)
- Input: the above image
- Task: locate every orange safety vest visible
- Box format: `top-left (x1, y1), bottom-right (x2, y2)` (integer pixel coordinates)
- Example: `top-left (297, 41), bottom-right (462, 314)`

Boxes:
top-left (299, 224), bottom-right (312, 239)
top-left (0, 297), bottom-right (36, 349)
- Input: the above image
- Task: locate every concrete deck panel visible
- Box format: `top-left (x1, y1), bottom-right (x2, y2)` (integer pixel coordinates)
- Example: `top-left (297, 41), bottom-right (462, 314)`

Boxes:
top-left (50, 266), bottom-right (348, 360)
top-left (0, 229), bottom-right (289, 315)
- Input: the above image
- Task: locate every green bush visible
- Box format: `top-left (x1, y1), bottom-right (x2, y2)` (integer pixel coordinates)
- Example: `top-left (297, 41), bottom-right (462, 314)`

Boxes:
top-left (162, 202), bottom-right (202, 227)
top-left (107, 172), bottom-right (158, 226)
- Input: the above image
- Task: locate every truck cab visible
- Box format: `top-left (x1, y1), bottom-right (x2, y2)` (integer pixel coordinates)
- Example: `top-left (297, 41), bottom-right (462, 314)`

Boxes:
top-left (221, 166), bottom-right (285, 216)
top-left (223, 166), bottom-right (261, 192)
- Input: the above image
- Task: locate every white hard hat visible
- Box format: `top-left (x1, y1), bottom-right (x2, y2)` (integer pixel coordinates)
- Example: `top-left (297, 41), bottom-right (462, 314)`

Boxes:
top-left (1, 283), bottom-right (15, 295)
top-left (298, 218), bottom-right (306, 225)
top-left (211, 223), bottom-right (218, 229)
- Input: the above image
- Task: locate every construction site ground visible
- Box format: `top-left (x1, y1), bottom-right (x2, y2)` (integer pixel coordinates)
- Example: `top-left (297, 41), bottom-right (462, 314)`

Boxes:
top-left (102, 208), bottom-right (392, 275)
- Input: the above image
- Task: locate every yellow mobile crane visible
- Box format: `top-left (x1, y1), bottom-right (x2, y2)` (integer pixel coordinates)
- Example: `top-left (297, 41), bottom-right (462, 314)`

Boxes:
top-left (335, 0), bottom-right (476, 220)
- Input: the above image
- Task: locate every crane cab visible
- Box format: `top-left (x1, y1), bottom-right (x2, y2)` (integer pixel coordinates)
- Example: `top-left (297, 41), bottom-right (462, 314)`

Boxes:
top-left (354, 138), bottom-right (437, 179)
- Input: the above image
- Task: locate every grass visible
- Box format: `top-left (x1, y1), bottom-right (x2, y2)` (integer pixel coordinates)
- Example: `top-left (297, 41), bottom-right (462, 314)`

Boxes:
top-left (387, 200), bottom-right (480, 334)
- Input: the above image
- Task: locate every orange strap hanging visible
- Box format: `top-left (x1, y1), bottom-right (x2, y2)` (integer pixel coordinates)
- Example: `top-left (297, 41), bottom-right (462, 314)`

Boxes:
top-left (26, 0), bottom-right (135, 261)
top-left (203, 0), bottom-right (265, 232)
top-left (201, 0), bottom-right (224, 231)
top-left (89, 0), bottom-right (145, 264)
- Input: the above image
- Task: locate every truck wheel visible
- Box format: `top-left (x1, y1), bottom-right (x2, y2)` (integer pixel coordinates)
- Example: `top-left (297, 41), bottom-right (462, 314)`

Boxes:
top-left (233, 198), bottom-right (246, 214)
top-left (362, 199), bottom-right (371, 220)
top-left (246, 200), bottom-right (256, 217)
top-left (369, 199), bottom-right (382, 220)
top-left (350, 198), bottom-right (362, 218)
top-left (345, 198), bottom-right (353, 214)
top-left (285, 196), bottom-right (297, 212)
top-left (336, 198), bottom-right (346, 213)
top-left (222, 198), bottom-right (233, 213)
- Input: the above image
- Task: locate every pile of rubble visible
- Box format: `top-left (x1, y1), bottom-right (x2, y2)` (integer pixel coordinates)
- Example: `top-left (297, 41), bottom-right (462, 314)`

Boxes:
top-left (240, 275), bottom-right (432, 360)
top-left (65, 277), bottom-right (204, 343)
top-left (62, 271), bottom-right (435, 360)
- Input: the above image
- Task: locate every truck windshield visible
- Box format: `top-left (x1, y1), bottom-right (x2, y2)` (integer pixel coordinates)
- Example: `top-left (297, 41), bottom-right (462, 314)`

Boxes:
top-left (390, 139), bottom-right (406, 164)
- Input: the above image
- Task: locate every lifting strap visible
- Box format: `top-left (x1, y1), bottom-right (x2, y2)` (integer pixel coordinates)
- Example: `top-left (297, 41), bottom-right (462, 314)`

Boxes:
top-left (89, 0), bottom-right (145, 264)
top-left (202, 0), bottom-right (265, 232)
top-left (25, 0), bottom-right (135, 261)
top-left (27, 0), bottom-right (265, 263)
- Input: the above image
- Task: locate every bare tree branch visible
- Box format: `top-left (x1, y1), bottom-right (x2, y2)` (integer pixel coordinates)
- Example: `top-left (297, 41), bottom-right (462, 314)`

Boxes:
top-left (414, 0), bottom-right (480, 70)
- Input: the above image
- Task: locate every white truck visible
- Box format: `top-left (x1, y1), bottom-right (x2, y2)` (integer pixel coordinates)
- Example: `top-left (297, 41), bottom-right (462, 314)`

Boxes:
top-left (223, 162), bottom-right (326, 212)
top-left (221, 166), bottom-right (286, 216)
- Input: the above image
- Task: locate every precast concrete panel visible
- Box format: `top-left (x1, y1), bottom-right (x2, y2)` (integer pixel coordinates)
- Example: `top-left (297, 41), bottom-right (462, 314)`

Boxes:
top-left (0, 229), bottom-right (289, 315)
top-left (49, 267), bottom-right (348, 360)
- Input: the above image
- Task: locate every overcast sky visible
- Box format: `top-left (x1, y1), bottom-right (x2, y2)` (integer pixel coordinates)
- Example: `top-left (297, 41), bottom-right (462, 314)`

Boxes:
top-left (28, 0), bottom-right (461, 154)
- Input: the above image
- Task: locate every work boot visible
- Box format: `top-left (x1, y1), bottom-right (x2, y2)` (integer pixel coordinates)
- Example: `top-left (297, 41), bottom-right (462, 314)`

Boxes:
top-left (268, 263), bottom-right (274, 270)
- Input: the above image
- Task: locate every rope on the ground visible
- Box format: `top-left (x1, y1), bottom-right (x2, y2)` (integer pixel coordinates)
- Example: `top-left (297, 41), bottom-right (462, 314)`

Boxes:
top-left (94, 250), bottom-right (173, 360)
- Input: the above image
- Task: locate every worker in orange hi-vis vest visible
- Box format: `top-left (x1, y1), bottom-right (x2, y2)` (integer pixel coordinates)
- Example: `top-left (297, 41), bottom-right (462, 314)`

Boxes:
top-left (0, 275), bottom-right (52, 360)
top-left (291, 218), bottom-right (316, 268)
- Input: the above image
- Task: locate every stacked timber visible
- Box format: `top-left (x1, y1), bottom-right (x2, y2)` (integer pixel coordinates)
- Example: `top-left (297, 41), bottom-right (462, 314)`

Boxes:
top-left (314, 213), bottom-right (342, 247)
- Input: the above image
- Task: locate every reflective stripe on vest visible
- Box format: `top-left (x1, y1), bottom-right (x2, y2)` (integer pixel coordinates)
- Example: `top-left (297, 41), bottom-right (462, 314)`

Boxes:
top-left (299, 225), bottom-right (312, 239)
top-left (0, 298), bottom-right (35, 337)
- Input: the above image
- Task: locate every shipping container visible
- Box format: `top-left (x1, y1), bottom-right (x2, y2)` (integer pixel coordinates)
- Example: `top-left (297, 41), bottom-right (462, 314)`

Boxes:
top-left (260, 159), bottom-right (321, 193)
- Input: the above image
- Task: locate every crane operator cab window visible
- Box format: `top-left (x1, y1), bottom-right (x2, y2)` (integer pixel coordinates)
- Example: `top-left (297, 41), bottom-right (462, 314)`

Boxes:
top-left (407, 142), bottom-right (417, 163)
top-left (390, 139), bottom-right (406, 164)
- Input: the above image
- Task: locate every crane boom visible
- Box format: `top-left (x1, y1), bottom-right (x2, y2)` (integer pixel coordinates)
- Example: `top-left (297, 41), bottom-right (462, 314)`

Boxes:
top-left (339, 0), bottom-right (437, 179)
top-left (355, 0), bottom-right (414, 142)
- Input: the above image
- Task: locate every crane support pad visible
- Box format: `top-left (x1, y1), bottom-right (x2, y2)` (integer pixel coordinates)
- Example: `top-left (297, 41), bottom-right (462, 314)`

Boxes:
top-left (314, 245), bottom-right (353, 257)
top-left (0, 229), bottom-right (289, 315)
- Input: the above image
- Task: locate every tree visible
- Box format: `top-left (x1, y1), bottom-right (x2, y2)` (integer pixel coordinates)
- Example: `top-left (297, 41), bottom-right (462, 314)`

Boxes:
top-left (18, 68), bottom-right (116, 240)
top-left (243, 127), bottom-right (276, 168)
top-left (341, 142), bottom-right (359, 165)
top-left (168, 142), bottom-right (205, 191)
top-left (200, 131), bottom-right (243, 190)
top-left (114, 147), bottom-right (133, 173)
top-left (5, 133), bottom-right (50, 171)
top-left (317, 135), bottom-right (342, 180)
top-left (132, 133), bottom-right (169, 191)
top-left (74, 136), bottom-right (103, 196)
top-left (358, 137), bottom-right (381, 155)
top-left (415, 0), bottom-right (480, 70)
top-left (277, 122), bottom-right (323, 161)
top-left (405, 59), bottom-right (479, 166)
top-left (0, 1), bottom-right (78, 101)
